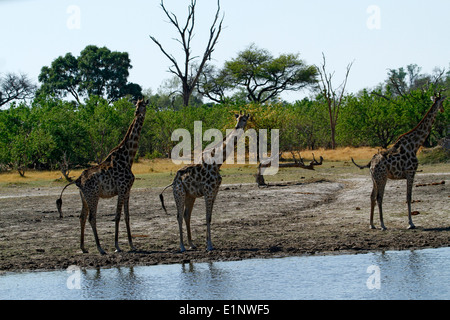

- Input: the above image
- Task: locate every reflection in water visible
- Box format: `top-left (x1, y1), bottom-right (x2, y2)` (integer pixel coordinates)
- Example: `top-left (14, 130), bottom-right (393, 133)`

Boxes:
top-left (180, 261), bottom-right (239, 299)
top-left (1, 247), bottom-right (449, 300)
top-left (81, 267), bottom-right (146, 300)
top-left (370, 250), bottom-right (436, 299)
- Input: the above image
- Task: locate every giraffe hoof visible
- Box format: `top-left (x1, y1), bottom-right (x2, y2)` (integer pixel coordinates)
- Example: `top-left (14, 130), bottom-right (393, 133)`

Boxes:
top-left (81, 248), bottom-right (89, 254)
top-left (408, 225), bottom-right (416, 230)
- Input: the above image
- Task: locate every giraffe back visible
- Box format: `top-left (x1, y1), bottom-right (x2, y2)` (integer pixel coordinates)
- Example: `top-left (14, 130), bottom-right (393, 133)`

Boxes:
top-left (174, 163), bottom-right (222, 198)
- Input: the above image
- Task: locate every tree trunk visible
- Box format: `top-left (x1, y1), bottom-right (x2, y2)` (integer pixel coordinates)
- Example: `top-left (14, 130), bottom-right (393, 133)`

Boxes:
top-left (182, 83), bottom-right (191, 107)
top-left (330, 121), bottom-right (336, 150)
top-left (316, 53), bottom-right (353, 150)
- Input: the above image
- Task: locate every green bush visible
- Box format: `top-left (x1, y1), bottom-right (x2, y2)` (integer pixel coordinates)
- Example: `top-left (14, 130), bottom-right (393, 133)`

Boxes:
top-left (1, 88), bottom-right (448, 173)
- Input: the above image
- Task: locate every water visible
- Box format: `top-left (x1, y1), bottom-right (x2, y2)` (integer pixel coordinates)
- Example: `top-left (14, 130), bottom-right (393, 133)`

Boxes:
top-left (1, 247), bottom-right (449, 300)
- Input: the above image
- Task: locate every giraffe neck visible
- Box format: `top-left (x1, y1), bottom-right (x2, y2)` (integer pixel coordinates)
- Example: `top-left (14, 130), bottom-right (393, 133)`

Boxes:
top-left (394, 100), bottom-right (441, 153)
top-left (202, 126), bottom-right (245, 169)
top-left (125, 114), bottom-right (145, 165)
top-left (106, 114), bottom-right (145, 167)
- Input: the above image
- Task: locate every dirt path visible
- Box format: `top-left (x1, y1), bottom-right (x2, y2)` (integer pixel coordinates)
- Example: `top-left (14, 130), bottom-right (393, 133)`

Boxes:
top-left (0, 171), bottom-right (449, 272)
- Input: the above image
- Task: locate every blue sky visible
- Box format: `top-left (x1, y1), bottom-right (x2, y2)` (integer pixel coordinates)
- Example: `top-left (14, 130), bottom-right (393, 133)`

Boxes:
top-left (1, 0), bottom-right (449, 101)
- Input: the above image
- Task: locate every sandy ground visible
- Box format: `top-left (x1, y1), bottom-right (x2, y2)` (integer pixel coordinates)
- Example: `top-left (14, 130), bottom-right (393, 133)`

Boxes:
top-left (0, 169), bottom-right (449, 272)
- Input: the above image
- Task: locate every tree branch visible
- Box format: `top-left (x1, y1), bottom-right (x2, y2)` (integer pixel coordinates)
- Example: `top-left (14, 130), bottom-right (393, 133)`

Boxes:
top-left (149, 35), bottom-right (183, 78)
top-left (255, 152), bottom-right (323, 187)
top-left (0, 73), bottom-right (36, 107)
top-left (150, 0), bottom-right (224, 106)
top-left (189, 0), bottom-right (224, 89)
top-left (315, 53), bottom-right (353, 149)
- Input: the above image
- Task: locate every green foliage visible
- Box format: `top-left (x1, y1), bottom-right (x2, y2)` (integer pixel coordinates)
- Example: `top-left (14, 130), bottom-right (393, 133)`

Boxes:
top-left (198, 44), bottom-right (317, 103)
top-left (1, 59), bottom-right (449, 174)
top-left (31, 96), bottom-right (90, 167)
top-left (0, 95), bottom-right (136, 175)
top-left (1, 87), bottom-right (448, 174)
top-left (78, 96), bottom-right (135, 163)
top-left (337, 90), bottom-right (405, 148)
top-left (37, 45), bottom-right (142, 104)
top-left (0, 102), bottom-right (55, 174)
top-left (283, 99), bottom-right (330, 150)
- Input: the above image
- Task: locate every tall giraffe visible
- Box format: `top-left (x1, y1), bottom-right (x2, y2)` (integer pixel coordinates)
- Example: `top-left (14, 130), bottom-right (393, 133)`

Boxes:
top-left (56, 98), bottom-right (148, 254)
top-left (160, 112), bottom-right (250, 252)
top-left (352, 95), bottom-right (446, 230)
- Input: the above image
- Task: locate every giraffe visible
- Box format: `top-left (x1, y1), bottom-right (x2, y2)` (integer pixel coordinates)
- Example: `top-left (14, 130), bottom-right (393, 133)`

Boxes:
top-left (56, 98), bottom-right (148, 254)
top-left (352, 95), bottom-right (446, 230)
top-left (160, 112), bottom-right (250, 252)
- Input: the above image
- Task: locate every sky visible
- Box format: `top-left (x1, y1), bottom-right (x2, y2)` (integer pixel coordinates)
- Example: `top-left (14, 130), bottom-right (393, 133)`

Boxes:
top-left (1, 0), bottom-right (449, 102)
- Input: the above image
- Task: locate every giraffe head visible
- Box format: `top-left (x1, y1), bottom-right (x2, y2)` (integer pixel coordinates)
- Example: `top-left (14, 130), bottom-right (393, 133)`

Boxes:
top-left (234, 112), bottom-right (250, 129)
top-left (432, 95), bottom-right (446, 113)
top-left (135, 98), bottom-right (149, 117)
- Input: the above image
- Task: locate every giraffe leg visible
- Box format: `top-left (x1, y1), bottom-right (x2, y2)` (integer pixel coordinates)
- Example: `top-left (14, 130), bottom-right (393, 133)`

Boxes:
top-left (79, 194), bottom-right (89, 253)
top-left (174, 188), bottom-right (186, 253)
top-left (123, 194), bottom-right (136, 251)
top-left (87, 197), bottom-right (106, 255)
top-left (369, 182), bottom-right (377, 230)
top-left (376, 180), bottom-right (387, 231)
top-left (406, 175), bottom-right (416, 229)
top-left (205, 194), bottom-right (216, 251)
top-left (184, 196), bottom-right (197, 250)
top-left (114, 195), bottom-right (124, 253)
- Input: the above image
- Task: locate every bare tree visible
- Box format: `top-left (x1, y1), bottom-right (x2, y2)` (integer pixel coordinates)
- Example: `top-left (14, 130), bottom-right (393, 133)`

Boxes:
top-left (0, 73), bottom-right (36, 107)
top-left (150, 0), bottom-right (224, 107)
top-left (316, 53), bottom-right (353, 149)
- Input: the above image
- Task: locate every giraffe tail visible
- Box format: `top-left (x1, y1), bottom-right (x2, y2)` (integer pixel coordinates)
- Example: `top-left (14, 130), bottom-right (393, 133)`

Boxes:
top-left (351, 157), bottom-right (370, 170)
top-left (159, 183), bottom-right (173, 215)
top-left (56, 180), bottom-right (76, 218)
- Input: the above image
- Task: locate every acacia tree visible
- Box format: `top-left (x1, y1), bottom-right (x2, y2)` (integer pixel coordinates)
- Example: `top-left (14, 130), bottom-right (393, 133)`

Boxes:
top-left (149, 0), bottom-right (224, 107)
top-left (316, 53), bottom-right (353, 149)
top-left (197, 44), bottom-right (317, 103)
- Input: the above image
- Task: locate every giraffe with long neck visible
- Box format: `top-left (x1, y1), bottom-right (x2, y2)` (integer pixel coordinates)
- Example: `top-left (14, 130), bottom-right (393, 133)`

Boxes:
top-left (160, 113), bottom-right (250, 252)
top-left (352, 95), bottom-right (446, 230)
top-left (57, 98), bottom-right (148, 254)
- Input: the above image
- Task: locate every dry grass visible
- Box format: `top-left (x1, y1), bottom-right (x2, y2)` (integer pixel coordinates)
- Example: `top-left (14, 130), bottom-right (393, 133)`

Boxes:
top-left (0, 170), bottom-right (81, 184)
top-left (132, 158), bottom-right (181, 174)
top-left (132, 157), bottom-right (266, 174)
top-left (0, 147), bottom-right (386, 185)
top-left (280, 146), bottom-right (379, 163)
top-left (0, 146), bottom-right (448, 190)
